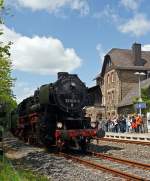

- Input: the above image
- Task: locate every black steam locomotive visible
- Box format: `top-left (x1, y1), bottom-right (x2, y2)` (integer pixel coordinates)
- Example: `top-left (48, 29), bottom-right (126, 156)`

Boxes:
top-left (13, 72), bottom-right (105, 151)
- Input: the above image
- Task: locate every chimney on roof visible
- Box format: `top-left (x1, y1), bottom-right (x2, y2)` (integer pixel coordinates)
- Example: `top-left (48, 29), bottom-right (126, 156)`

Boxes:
top-left (132, 43), bottom-right (142, 66)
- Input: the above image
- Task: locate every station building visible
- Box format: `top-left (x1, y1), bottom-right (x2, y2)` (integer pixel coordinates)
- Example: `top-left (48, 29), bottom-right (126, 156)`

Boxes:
top-left (95, 43), bottom-right (150, 118)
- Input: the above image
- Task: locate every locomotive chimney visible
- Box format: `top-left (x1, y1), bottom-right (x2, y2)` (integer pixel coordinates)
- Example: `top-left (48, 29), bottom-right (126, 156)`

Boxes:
top-left (132, 43), bottom-right (142, 66)
top-left (58, 72), bottom-right (68, 79)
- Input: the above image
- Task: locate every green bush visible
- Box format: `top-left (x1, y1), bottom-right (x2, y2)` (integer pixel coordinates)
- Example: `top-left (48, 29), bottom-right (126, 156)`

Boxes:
top-left (0, 156), bottom-right (49, 181)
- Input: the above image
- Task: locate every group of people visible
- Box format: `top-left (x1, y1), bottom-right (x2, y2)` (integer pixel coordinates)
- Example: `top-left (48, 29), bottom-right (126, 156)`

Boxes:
top-left (104, 114), bottom-right (144, 133)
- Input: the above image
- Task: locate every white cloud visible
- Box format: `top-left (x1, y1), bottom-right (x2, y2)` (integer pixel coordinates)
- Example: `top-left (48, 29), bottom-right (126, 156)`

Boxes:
top-left (96, 44), bottom-right (105, 63)
top-left (93, 4), bottom-right (119, 24)
top-left (13, 82), bottom-right (36, 103)
top-left (94, 2), bottom-right (150, 37)
top-left (0, 25), bottom-right (82, 75)
top-left (118, 14), bottom-right (150, 36)
top-left (7, 0), bottom-right (89, 16)
top-left (142, 44), bottom-right (150, 51)
top-left (120, 0), bottom-right (141, 11)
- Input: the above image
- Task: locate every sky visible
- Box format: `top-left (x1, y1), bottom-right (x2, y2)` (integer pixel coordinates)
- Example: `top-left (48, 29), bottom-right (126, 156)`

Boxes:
top-left (1, 0), bottom-right (150, 102)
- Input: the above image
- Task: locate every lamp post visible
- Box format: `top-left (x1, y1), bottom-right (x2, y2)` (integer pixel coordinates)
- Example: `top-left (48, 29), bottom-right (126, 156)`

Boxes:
top-left (134, 72), bottom-right (146, 115)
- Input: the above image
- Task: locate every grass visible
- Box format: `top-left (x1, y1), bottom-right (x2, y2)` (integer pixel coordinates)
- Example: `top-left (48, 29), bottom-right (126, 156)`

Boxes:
top-left (0, 155), bottom-right (49, 181)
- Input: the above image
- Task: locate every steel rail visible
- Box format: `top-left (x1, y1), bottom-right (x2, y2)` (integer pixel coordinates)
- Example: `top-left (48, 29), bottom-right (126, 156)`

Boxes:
top-left (58, 152), bottom-right (148, 181)
top-left (96, 138), bottom-right (150, 146)
top-left (89, 151), bottom-right (150, 171)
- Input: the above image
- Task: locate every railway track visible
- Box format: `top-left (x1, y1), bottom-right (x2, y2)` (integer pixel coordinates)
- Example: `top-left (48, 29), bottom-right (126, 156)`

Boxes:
top-left (89, 151), bottom-right (150, 171)
top-left (57, 152), bottom-right (150, 181)
top-left (96, 138), bottom-right (150, 146)
top-left (3, 133), bottom-right (150, 180)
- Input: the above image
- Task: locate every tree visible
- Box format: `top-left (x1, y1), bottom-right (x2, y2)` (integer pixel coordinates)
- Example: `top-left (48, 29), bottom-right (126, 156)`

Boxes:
top-left (0, 0), bottom-right (17, 128)
top-left (141, 86), bottom-right (150, 113)
top-left (132, 86), bottom-right (150, 114)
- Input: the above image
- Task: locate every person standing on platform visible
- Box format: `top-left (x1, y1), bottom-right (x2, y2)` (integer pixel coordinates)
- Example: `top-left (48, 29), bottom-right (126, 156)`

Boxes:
top-left (109, 118), bottom-right (114, 132)
top-left (135, 115), bottom-right (143, 133)
top-left (112, 116), bottom-right (118, 133)
top-left (106, 117), bottom-right (111, 132)
top-left (105, 118), bottom-right (109, 132)
top-left (118, 115), bottom-right (123, 133)
top-left (120, 116), bottom-right (126, 133)
top-left (131, 116), bottom-right (137, 132)
top-left (117, 115), bottom-right (122, 133)
top-left (126, 115), bottom-right (131, 132)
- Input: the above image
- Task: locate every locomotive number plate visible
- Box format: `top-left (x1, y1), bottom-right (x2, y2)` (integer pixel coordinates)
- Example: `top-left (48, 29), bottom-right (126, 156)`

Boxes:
top-left (65, 99), bottom-right (80, 103)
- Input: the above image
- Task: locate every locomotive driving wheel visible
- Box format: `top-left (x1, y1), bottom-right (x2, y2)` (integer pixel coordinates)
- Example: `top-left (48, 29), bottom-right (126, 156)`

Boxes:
top-left (38, 119), bottom-right (50, 146)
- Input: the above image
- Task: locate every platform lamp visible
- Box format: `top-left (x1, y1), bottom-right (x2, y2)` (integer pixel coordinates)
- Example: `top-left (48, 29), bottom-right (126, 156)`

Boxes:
top-left (134, 72), bottom-right (146, 115)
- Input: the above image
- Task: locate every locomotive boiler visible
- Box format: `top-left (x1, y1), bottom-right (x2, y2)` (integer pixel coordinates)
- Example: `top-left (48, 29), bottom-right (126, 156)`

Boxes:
top-left (14, 72), bottom-right (105, 151)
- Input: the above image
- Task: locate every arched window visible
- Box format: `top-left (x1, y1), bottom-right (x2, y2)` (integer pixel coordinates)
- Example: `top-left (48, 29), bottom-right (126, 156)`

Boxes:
top-left (111, 72), bottom-right (114, 82)
top-left (102, 96), bottom-right (105, 105)
top-left (108, 59), bottom-right (112, 67)
top-left (107, 74), bottom-right (110, 84)
top-left (112, 91), bottom-right (114, 103)
top-left (108, 92), bottom-right (111, 104)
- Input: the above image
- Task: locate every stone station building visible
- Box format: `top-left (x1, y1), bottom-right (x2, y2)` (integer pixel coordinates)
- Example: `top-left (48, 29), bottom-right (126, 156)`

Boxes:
top-left (89, 43), bottom-right (150, 120)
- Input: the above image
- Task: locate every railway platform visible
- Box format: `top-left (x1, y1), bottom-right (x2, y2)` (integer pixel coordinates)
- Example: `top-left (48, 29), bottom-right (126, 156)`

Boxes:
top-left (104, 132), bottom-right (150, 142)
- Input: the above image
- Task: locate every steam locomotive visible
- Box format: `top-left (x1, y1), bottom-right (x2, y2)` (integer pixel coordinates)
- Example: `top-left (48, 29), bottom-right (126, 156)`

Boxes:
top-left (13, 72), bottom-right (105, 151)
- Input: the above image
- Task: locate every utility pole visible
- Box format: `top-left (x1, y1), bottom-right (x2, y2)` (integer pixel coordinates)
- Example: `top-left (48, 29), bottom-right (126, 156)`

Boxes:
top-left (134, 72), bottom-right (146, 115)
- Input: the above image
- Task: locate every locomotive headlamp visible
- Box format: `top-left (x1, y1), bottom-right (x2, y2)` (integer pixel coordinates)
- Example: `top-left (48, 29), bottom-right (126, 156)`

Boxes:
top-left (57, 122), bottom-right (63, 128)
top-left (91, 122), bottom-right (96, 128)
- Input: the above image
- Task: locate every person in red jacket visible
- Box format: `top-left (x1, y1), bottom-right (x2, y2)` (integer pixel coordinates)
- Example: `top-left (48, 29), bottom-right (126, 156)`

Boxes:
top-left (131, 116), bottom-right (137, 132)
top-left (135, 115), bottom-right (143, 133)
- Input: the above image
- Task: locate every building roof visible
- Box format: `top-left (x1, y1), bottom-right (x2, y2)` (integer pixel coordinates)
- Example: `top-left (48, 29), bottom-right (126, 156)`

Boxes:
top-left (107, 48), bottom-right (150, 68)
top-left (100, 47), bottom-right (150, 77)
top-left (118, 78), bottom-right (150, 107)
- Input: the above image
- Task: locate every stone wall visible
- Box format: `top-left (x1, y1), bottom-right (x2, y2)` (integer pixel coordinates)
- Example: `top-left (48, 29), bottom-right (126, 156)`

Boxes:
top-left (118, 69), bottom-right (145, 99)
top-left (102, 68), bottom-right (120, 117)
top-left (118, 105), bottom-right (134, 115)
top-left (101, 68), bottom-right (147, 118)
top-left (85, 106), bottom-right (105, 122)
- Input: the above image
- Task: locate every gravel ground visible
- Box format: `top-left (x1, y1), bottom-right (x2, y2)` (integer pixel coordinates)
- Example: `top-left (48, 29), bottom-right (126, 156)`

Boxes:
top-left (90, 139), bottom-right (150, 164)
top-left (3, 133), bottom-right (125, 181)
top-left (3, 133), bottom-right (150, 181)
top-left (12, 151), bottom-right (124, 181)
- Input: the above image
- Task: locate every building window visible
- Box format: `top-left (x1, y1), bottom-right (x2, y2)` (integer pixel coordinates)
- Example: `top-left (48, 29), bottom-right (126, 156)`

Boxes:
top-left (102, 96), bottom-right (105, 105)
top-left (107, 112), bottom-right (110, 118)
top-left (107, 74), bottom-right (110, 84)
top-left (112, 91), bottom-right (114, 104)
top-left (108, 59), bottom-right (112, 67)
top-left (108, 92), bottom-right (111, 104)
top-left (111, 72), bottom-right (114, 82)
